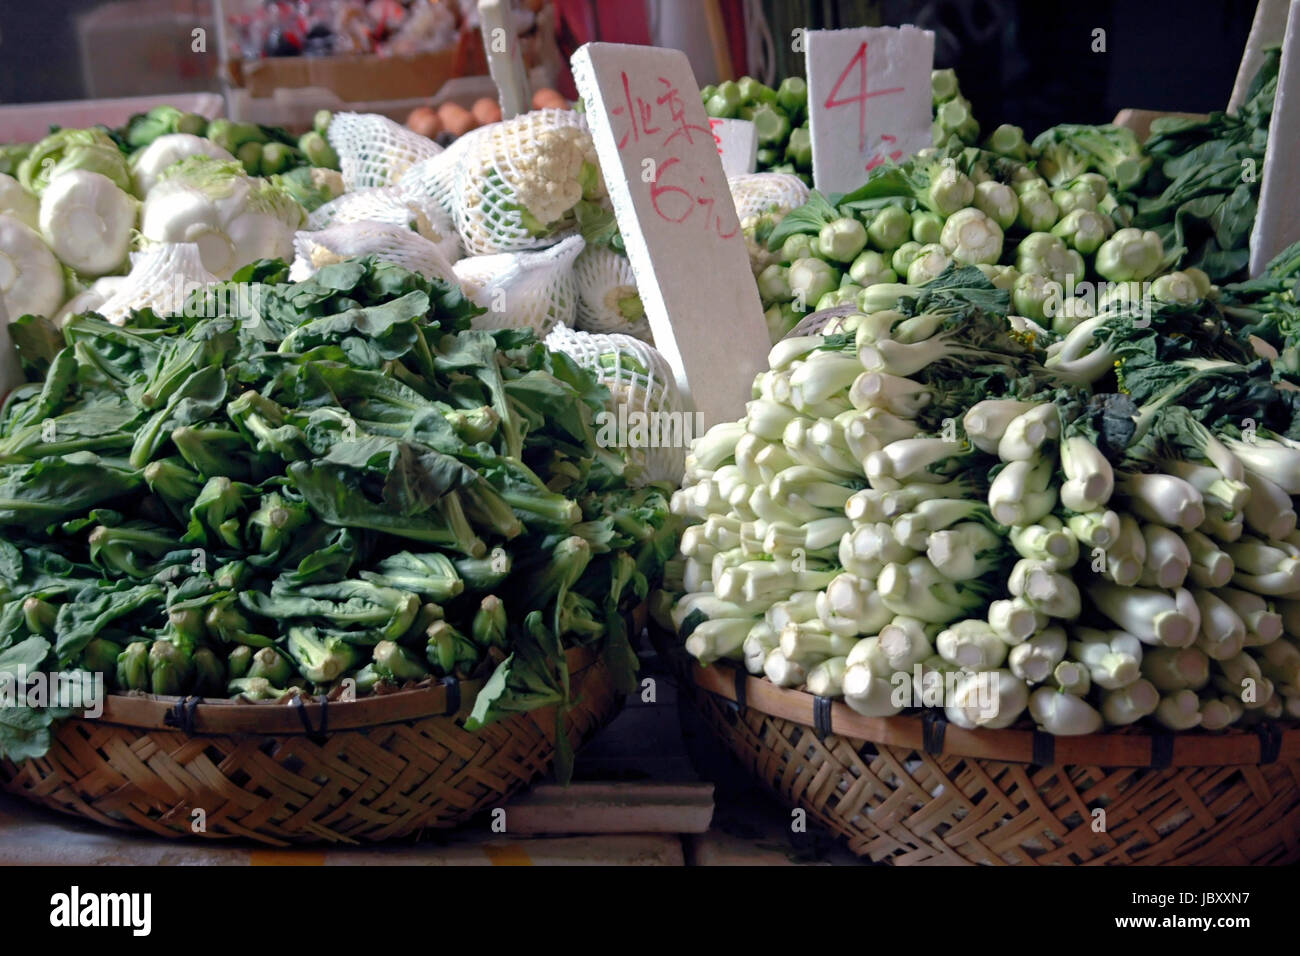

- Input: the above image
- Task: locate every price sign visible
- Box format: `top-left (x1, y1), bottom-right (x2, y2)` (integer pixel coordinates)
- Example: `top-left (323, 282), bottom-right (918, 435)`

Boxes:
top-left (806, 26), bottom-right (934, 194)
top-left (709, 118), bottom-right (758, 176)
top-left (572, 42), bottom-right (769, 426)
top-left (1249, 0), bottom-right (1300, 275)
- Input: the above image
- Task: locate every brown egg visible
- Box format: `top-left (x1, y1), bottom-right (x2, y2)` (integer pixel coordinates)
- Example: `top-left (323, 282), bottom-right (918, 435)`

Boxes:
top-left (406, 105), bottom-right (442, 139)
top-left (531, 87), bottom-right (570, 110)
top-left (437, 101), bottom-right (478, 138)
top-left (471, 97), bottom-right (502, 126)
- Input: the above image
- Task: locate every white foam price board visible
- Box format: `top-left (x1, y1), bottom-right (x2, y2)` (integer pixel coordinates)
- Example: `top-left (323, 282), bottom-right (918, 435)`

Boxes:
top-left (1250, 0), bottom-right (1300, 275)
top-left (806, 26), bottom-right (934, 195)
top-left (478, 0), bottom-right (531, 119)
top-left (709, 118), bottom-right (758, 176)
top-left (571, 42), bottom-right (769, 425)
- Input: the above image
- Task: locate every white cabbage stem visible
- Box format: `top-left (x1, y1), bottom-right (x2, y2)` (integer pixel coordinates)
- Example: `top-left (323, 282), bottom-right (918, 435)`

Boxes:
top-left (765, 590), bottom-right (821, 631)
top-left (806, 656), bottom-right (849, 697)
top-left (1117, 472), bottom-right (1206, 531)
top-left (877, 616), bottom-right (936, 670)
top-left (1184, 530), bottom-right (1235, 588)
top-left (849, 371), bottom-right (932, 418)
top-left (936, 619), bottom-right (1008, 669)
top-left (865, 438), bottom-right (959, 486)
top-left (684, 617), bottom-right (752, 665)
top-left (1069, 627), bottom-right (1143, 689)
top-left (743, 621), bottom-right (779, 674)
top-left (842, 663), bottom-right (905, 716)
top-left (1138, 524), bottom-right (1191, 590)
top-left (1141, 646), bottom-right (1210, 691)
top-left (763, 648), bottom-right (807, 687)
top-left (1105, 514), bottom-right (1146, 587)
top-left (1215, 587), bottom-right (1283, 645)
top-left (997, 404), bottom-right (1060, 462)
top-left (1067, 509), bottom-right (1121, 549)
top-left (963, 399), bottom-right (1041, 455)
top-left (1257, 638), bottom-right (1300, 686)
top-left (988, 458), bottom-right (1056, 526)
top-left (780, 622), bottom-right (857, 664)
top-left (1213, 652), bottom-right (1273, 708)
top-left (927, 522), bottom-right (1003, 580)
top-left (1154, 689), bottom-right (1202, 730)
top-left (945, 669), bottom-right (1028, 729)
top-left (988, 598), bottom-right (1047, 645)
top-left (1009, 516), bottom-right (1079, 570)
top-left (1241, 469), bottom-right (1297, 541)
top-left (1028, 686), bottom-right (1103, 734)
top-left (1165, 459), bottom-right (1248, 513)
top-left (1191, 590), bottom-right (1246, 660)
top-left (1199, 694), bottom-right (1244, 730)
top-left (1058, 436), bottom-right (1114, 510)
top-left (1008, 559), bottom-right (1082, 618)
top-left (1052, 659), bottom-right (1091, 696)
top-left (1087, 582), bottom-right (1200, 647)
top-left (1101, 679), bottom-right (1160, 725)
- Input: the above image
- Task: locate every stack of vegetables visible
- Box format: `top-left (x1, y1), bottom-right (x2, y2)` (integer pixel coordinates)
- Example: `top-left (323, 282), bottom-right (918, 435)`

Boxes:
top-left (0, 111), bottom-right (345, 327)
top-left (749, 129), bottom-right (1175, 344)
top-left (701, 68), bottom-right (982, 183)
top-left (0, 256), bottom-right (677, 772)
top-left (663, 262), bottom-right (1300, 735)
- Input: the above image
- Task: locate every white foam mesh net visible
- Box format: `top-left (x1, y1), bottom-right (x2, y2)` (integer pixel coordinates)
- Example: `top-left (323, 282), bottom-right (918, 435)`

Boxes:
top-left (544, 324), bottom-right (686, 485)
top-left (98, 242), bottom-right (218, 325)
top-left (452, 234), bottom-right (584, 336)
top-left (728, 172), bottom-right (810, 220)
top-left (307, 186), bottom-right (460, 263)
top-left (573, 244), bottom-right (651, 341)
top-left (397, 127), bottom-right (487, 218)
top-left (327, 112), bottom-right (444, 191)
top-left (290, 222), bottom-right (458, 284)
top-left (451, 109), bottom-right (594, 257)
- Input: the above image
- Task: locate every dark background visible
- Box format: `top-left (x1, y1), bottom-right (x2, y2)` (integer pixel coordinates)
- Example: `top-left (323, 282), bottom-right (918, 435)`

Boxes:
top-left (0, 0), bottom-right (1260, 136)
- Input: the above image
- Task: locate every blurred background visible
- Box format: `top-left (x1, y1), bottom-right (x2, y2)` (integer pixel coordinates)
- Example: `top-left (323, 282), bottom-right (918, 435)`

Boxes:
top-left (0, 0), bottom-right (1258, 131)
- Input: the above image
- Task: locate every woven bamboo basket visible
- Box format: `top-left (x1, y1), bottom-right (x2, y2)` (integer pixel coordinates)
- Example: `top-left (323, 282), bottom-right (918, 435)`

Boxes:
top-left (0, 645), bottom-right (619, 846)
top-left (673, 650), bottom-right (1300, 865)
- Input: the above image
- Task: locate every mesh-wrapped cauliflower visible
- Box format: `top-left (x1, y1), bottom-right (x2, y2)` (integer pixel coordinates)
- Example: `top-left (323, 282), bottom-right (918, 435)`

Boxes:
top-left (574, 244), bottom-right (650, 341)
top-left (291, 222), bottom-right (457, 285)
top-left (452, 110), bottom-right (602, 256)
top-left (728, 173), bottom-right (810, 276)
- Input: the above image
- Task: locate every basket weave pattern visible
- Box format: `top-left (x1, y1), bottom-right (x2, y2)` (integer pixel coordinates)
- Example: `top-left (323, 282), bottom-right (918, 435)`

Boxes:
top-left (682, 659), bottom-right (1300, 866)
top-left (0, 653), bottom-right (618, 846)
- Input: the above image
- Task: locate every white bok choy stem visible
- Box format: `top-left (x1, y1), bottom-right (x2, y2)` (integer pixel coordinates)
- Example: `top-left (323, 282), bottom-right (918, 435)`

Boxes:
top-left (997, 404), bottom-right (1060, 462)
top-left (963, 399), bottom-right (1041, 455)
top-left (893, 498), bottom-right (993, 550)
top-left (927, 522), bottom-right (1004, 580)
top-left (1087, 582), bottom-right (1200, 647)
top-left (1198, 694), bottom-right (1244, 730)
top-left (1101, 679), bottom-right (1160, 725)
top-left (1141, 646), bottom-right (1210, 691)
top-left (765, 590), bottom-right (821, 631)
top-left (1067, 509), bottom-right (1121, 549)
top-left (1008, 627), bottom-right (1068, 683)
top-left (1028, 686), bottom-right (1103, 734)
top-left (1184, 530), bottom-right (1234, 588)
top-left (1190, 590), bottom-right (1246, 660)
top-left (865, 438), bottom-right (963, 486)
top-left (849, 371), bottom-right (932, 418)
top-left (877, 616), bottom-right (936, 670)
top-left (945, 670), bottom-right (1028, 729)
top-left (988, 597), bottom-right (1047, 645)
top-left (1154, 689), bottom-right (1203, 730)
top-left (842, 663), bottom-right (905, 717)
top-left (877, 557), bottom-right (987, 623)
top-left (806, 656), bottom-right (849, 697)
top-left (763, 649), bottom-right (807, 687)
top-left (779, 622), bottom-right (857, 664)
top-left (1008, 559), bottom-right (1082, 619)
top-left (1241, 469), bottom-right (1297, 540)
top-left (1214, 587), bottom-right (1282, 645)
top-left (1105, 514), bottom-right (1146, 587)
top-left (1116, 472), bottom-right (1206, 531)
top-left (1225, 437), bottom-right (1300, 494)
top-left (1059, 436), bottom-right (1115, 511)
top-left (1258, 639), bottom-right (1300, 686)
top-left (1009, 516), bottom-right (1079, 570)
top-left (684, 617), bottom-right (752, 665)
top-left (743, 621), bottom-right (779, 674)
top-left (988, 458), bottom-right (1056, 526)
top-left (1052, 659), bottom-right (1092, 696)
top-left (1138, 524), bottom-right (1191, 589)
top-left (1213, 652), bottom-right (1273, 708)
top-left (935, 619), bottom-right (1008, 669)
top-left (1164, 459), bottom-right (1248, 513)
top-left (1069, 628), bottom-right (1143, 689)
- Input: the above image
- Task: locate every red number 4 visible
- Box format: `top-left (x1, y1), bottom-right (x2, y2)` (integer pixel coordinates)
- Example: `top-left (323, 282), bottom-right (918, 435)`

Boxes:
top-left (824, 42), bottom-right (904, 153)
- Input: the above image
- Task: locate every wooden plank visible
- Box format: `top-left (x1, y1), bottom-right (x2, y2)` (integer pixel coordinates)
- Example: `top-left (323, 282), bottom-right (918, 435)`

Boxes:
top-left (501, 782), bottom-right (715, 834)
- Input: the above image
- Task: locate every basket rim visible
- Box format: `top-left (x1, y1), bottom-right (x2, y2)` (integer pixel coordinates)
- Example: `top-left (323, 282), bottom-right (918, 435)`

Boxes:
top-left (75, 646), bottom-right (600, 735)
top-left (689, 659), bottom-right (1300, 768)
